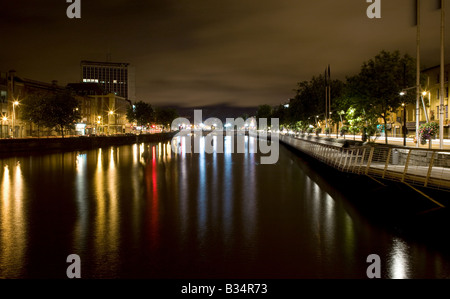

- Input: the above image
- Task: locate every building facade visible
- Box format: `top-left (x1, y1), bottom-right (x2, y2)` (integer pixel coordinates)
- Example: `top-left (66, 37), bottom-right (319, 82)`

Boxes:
top-left (391, 64), bottom-right (449, 139)
top-left (0, 70), bottom-right (65, 138)
top-left (68, 83), bottom-right (131, 135)
top-left (80, 60), bottom-right (136, 101)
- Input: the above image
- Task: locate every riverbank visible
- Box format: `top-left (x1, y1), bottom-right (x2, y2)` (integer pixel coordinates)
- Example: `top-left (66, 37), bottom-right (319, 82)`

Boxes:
top-left (0, 132), bottom-right (177, 156)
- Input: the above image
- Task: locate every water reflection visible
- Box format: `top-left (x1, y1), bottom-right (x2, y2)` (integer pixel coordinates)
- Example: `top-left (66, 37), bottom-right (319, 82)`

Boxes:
top-left (0, 163), bottom-right (27, 278)
top-left (0, 136), bottom-right (450, 278)
top-left (74, 153), bottom-right (88, 252)
top-left (388, 237), bottom-right (410, 279)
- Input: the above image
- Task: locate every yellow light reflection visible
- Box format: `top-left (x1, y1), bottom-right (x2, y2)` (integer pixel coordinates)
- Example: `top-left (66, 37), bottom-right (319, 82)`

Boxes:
top-left (0, 162), bottom-right (27, 278)
top-left (94, 149), bottom-right (106, 269)
top-left (132, 144), bottom-right (138, 164)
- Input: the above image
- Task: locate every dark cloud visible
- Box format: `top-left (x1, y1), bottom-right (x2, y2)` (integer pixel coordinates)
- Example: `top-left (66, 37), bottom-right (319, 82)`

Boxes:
top-left (1, 0), bottom-right (449, 109)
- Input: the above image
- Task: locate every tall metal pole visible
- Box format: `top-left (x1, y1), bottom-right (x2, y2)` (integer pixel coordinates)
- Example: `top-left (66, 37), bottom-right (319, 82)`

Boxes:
top-left (403, 104), bottom-right (407, 146)
top-left (439, 0), bottom-right (445, 149)
top-left (12, 102), bottom-right (15, 138)
top-left (415, 0), bottom-right (421, 148)
top-left (328, 65), bottom-right (331, 132)
top-left (325, 68), bottom-right (328, 129)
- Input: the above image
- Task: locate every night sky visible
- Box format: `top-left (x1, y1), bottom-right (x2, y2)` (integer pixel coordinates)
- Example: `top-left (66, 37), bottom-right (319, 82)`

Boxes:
top-left (1, 0), bottom-right (449, 110)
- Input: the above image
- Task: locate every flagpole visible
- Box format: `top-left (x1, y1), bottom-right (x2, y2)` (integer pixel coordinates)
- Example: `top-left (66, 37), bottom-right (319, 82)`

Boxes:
top-left (439, 0), bottom-right (445, 149)
top-left (325, 68), bottom-right (328, 129)
top-left (415, 0), bottom-right (420, 148)
top-left (328, 65), bottom-right (331, 133)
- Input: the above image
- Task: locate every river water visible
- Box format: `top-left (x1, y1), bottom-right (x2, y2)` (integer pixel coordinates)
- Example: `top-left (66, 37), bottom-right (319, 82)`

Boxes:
top-left (0, 134), bottom-right (449, 279)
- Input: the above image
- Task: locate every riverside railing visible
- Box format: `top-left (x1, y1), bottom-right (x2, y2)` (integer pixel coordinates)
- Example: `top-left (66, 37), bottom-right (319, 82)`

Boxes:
top-left (280, 134), bottom-right (450, 192)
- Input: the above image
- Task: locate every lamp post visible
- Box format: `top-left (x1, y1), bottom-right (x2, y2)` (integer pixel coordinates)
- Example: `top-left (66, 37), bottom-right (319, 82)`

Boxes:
top-left (12, 100), bottom-right (19, 138)
top-left (108, 111), bottom-right (114, 135)
top-left (97, 115), bottom-right (102, 135)
top-left (2, 115), bottom-right (7, 139)
top-left (402, 103), bottom-right (406, 146)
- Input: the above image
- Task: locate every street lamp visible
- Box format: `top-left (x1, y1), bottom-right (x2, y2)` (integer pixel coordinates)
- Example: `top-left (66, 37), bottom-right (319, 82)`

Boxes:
top-left (2, 115), bottom-right (7, 139)
top-left (97, 115), bottom-right (102, 134)
top-left (402, 103), bottom-right (406, 146)
top-left (12, 100), bottom-right (19, 138)
top-left (108, 110), bottom-right (114, 135)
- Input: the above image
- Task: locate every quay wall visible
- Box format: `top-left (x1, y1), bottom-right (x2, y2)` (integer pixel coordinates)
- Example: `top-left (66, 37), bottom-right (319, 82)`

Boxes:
top-left (0, 132), bottom-right (177, 155)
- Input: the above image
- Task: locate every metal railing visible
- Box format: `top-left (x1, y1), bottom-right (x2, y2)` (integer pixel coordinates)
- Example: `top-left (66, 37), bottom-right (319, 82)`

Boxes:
top-left (280, 134), bottom-right (450, 192)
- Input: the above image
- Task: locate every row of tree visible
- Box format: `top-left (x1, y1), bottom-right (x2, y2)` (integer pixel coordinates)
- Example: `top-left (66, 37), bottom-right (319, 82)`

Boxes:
top-left (256, 50), bottom-right (418, 144)
top-left (21, 89), bottom-right (180, 137)
top-left (126, 101), bottom-right (179, 130)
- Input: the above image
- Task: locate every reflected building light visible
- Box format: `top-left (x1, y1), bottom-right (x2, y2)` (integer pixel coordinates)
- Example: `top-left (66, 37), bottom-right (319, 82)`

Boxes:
top-left (199, 136), bottom-right (205, 156)
top-left (74, 153), bottom-right (88, 252)
top-left (213, 135), bottom-right (218, 153)
top-left (181, 137), bottom-right (186, 157)
top-left (197, 138), bottom-right (207, 240)
top-left (97, 149), bottom-right (103, 170)
top-left (223, 143), bottom-right (233, 241)
top-left (107, 145), bottom-right (119, 265)
top-left (109, 148), bottom-right (115, 170)
top-left (139, 143), bottom-right (145, 164)
top-left (133, 144), bottom-right (138, 164)
top-left (163, 143), bottom-right (166, 160)
top-left (2, 165), bottom-right (10, 206)
top-left (389, 237), bottom-right (410, 279)
top-left (94, 148), bottom-right (106, 270)
top-left (224, 135), bottom-right (232, 155)
top-left (14, 163), bottom-right (23, 204)
top-left (166, 142), bottom-right (171, 160)
top-left (325, 194), bottom-right (334, 220)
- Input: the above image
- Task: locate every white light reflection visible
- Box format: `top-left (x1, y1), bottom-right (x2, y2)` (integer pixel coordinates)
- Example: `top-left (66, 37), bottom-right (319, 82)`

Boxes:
top-left (74, 153), bottom-right (88, 252)
top-left (389, 237), bottom-right (411, 279)
top-left (242, 139), bottom-right (256, 246)
top-left (197, 137), bottom-right (207, 240)
top-left (223, 139), bottom-right (233, 244)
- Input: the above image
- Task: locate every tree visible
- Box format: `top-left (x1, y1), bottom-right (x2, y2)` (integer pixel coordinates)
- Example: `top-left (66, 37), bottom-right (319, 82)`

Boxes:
top-left (127, 101), bottom-right (154, 127)
top-left (44, 89), bottom-right (81, 138)
top-left (256, 105), bottom-right (273, 129)
top-left (345, 50), bottom-right (416, 144)
top-left (21, 92), bottom-right (49, 137)
top-left (346, 107), bottom-right (364, 140)
top-left (289, 75), bottom-right (344, 128)
top-left (155, 107), bottom-right (179, 130)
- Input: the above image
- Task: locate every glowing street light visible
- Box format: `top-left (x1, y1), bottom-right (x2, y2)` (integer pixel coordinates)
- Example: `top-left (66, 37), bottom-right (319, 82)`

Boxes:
top-left (108, 111), bottom-right (114, 135)
top-left (401, 103), bottom-right (407, 146)
top-left (12, 100), bottom-right (19, 138)
top-left (1, 115), bottom-right (7, 139)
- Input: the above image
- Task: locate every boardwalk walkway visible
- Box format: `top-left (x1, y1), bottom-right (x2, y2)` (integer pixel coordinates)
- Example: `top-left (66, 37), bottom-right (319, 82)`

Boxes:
top-left (279, 134), bottom-right (450, 192)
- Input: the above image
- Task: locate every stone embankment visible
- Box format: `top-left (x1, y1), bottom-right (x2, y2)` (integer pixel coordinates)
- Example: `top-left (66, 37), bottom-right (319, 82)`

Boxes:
top-left (0, 132), bottom-right (177, 155)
